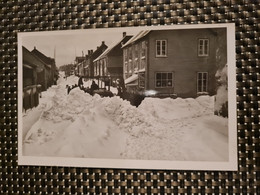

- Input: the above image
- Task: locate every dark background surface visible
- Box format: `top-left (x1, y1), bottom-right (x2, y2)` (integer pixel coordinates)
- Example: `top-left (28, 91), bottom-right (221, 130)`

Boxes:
top-left (0, 0), bottom-right (259, 194)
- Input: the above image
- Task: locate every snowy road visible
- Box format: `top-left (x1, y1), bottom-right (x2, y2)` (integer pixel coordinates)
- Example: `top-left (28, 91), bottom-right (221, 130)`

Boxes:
top-left (23, 75), bottom-right (229, 162)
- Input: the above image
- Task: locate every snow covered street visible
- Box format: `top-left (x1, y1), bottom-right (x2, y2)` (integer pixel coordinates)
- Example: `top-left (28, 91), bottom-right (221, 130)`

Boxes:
top-left (22, 75), bottom-right (229, 162)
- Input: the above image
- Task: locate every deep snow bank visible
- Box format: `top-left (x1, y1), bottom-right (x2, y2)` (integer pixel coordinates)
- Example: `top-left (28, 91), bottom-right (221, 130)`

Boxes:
top-left (23, 75), bottom-right (228, 161)
top-left (139, 96), bottom-right (214, 120)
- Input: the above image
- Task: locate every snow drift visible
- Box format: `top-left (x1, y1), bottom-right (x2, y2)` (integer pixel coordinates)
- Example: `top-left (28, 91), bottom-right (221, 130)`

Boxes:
top-left (23, 75), bottom-right (228, 162)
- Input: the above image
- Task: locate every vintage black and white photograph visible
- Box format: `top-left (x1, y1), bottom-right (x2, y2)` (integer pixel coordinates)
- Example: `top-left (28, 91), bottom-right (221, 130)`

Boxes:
top-left (18, 24), bottom-right (237, 170)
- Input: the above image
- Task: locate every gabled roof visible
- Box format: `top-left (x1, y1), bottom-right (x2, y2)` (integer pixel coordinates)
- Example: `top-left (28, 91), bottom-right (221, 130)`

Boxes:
top-left (75, 56), bottom-right (85, 64)
top-left (31, 47), bottom-right (55, 66)
top-left (23, 46), bottom-right (48, 71)
top-left (93, 35), bottom-right (133, 62)
top-left (91, 42), bottom-right (108, 59)
top-left (122, 30), bottom-right (150, 48)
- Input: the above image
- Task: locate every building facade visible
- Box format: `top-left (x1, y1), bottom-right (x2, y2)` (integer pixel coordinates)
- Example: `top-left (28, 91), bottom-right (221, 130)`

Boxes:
top-left (93, 33), bottom-right (133, 85)
top-left (85, 41), bottom-right (108, 78)
top-left (31, 47), bottom-right (58, 87)
top-left (74, 56), bottom-right (85, 77)
top-left (122, 28), bottom-right (227, 98)
top-left (23, 46), bottom-right (56, 111)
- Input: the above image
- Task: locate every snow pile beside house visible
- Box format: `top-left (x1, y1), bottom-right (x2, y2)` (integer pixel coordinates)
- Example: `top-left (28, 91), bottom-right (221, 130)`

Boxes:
top-left (139, 96), bottom-right (214, 120)
top-left (214, 65), bottom-right (228, 117)
top-left (23, 76), bottom-right (228, 161)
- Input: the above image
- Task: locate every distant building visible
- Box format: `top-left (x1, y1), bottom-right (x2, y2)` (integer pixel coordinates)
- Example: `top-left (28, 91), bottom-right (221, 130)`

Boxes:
top-left (59, 64), bottom-right (75, 77)
top-left (74, 56), bottom-right (85, 76)
top-left (93, 32), bottom-right (133, 85)
top-left (122, 28), bottom-right (227, 98)
top-left (85, 41), bottom-right (108, 77)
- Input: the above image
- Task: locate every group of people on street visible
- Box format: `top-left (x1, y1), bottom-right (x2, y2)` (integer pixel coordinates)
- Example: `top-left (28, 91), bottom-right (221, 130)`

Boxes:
top-left (67, 76), bottom-right (126, 98)
top-left (67, 76), bottom-right (99, 95)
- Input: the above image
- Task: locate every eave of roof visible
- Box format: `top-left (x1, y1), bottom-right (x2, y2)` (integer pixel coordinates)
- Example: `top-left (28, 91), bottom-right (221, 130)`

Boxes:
top-left (31, 49), bottom-right (55, 65)
top-left (122, 30), bottom-right (150, 48)
top-left (23, 46), bottom-right (50, 69)
top-left (125, 74), bottom-right (138, 84)
top-left (93, 35), bottom-right (133, 62)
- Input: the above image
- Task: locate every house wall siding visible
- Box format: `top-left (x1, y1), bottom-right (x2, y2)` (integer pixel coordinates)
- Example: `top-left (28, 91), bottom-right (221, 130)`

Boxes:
top-left (147, 28), bottom-right (226, 98)
top-left (108, 55), bottom-right (122, 69)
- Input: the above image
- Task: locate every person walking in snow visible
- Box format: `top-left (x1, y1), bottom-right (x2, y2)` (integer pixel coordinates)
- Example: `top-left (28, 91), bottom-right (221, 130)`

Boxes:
top-left (78, 76), bottom-right (84, 90)
top-left (116, 77), bottom-right (126, 98)
top-left (90, 81), bottom-right (99, 95)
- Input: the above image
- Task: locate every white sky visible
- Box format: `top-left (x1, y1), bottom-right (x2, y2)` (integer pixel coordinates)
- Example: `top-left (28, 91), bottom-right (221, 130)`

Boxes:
top-left (21, 27), bottom-right (141, 67)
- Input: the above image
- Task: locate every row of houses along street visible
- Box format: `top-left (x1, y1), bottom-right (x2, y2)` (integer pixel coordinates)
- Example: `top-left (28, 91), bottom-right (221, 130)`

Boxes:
top-left (69, 28), bottom-right (227, 115)
top-left (23, 46), bottom-right (59, 111)
top-left (23, 27), bottom-right (228, 116)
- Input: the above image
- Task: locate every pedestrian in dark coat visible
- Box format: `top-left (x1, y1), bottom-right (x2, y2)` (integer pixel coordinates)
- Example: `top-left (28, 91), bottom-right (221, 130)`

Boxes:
top-left (78, 76), bottom-right (84, 90)
top-left (90, 81), bottom-right (99, 95)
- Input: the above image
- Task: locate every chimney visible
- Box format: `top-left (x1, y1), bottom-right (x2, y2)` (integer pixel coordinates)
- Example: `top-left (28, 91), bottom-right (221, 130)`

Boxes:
top-left (123, 32), bottom-right (126, 37)
top-left (91, 50), bottom-right (93, 54)
top-left (34, 46), bottom-right (36, 50)
top-left (102, 41), bottom-right (105, 45)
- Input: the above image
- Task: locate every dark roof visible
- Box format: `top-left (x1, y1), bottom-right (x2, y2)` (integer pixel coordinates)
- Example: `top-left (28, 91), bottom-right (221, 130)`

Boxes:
top-left (31, 47), bottom-right (55, 66)
top-left (94, 35), bottom-right (133, 62)
top-left (91, 42), bottom-right (108, 59)
top-left (75, 56), bottom-right (85, 63)
top-left (23, 46), bottom-right (49, 70)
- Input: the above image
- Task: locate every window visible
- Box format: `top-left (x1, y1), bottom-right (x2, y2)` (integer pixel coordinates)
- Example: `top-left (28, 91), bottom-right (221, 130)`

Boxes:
top-left (128, 47), bottom-right (132, 60)
top-left (97, 61), bottom-right (100, 76)
top-left (155, 72), bottom-right (173, 88)
top-left (103, 59), bottom-right (107, 75)
top-left (197, 72), bottom-right (208, 93)
top-left (141, 41), bottom-right (146, 58)
top-left (156, 40), bottom-right (167, 57)
top-left (100, 60), bottom-right (103, 76)
top-left (124, 49), bottom-right (128, 61)
top-left (198, 39), bottom-right (209, 56)
top-left (139, 72), bottom-right (145, 88)
top-left (134, 44), bottom-right (139, 59)
top-left (94, 63), bottom-right (97, 76)
top-left (124, 64), bottom-right (128, 78)
top-left (128, 60), bottom-right (133, 74)
top-left (124, 49), bottom-right (128, 77)
top-left (134, 45), bottom-right (139, 72)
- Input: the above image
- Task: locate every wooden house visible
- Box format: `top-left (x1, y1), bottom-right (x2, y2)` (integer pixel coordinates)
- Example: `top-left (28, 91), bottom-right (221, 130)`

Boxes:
top-left (23, 46), bottom-right (51, 91)
top-left (122, 28), bottom-right (227, 98)
top-left (31, 47), bottom-right (58, 87)
top-left (93, 32), bottom-right (133, 85)
top-left (85, 41), bottom-right (108, 77)
top-left (74, 56), bottom-right (85, 76)
top-left (22, 46), bottom-right (46, 110)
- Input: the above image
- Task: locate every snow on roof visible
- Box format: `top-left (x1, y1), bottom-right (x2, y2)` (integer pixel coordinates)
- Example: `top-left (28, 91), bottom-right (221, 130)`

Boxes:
top-left (125, 74), bottom-right (138, 85)
top-left (93, 35), bottom-right (133, 63)
top-left (138, 68), bottom-right (145, 73)
top-left (122, 30), bottom-right (150, 48)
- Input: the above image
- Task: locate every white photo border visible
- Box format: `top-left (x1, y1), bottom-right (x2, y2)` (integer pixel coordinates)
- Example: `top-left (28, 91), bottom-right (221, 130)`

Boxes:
top-left (18, 23), bottom-right (237, 171)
